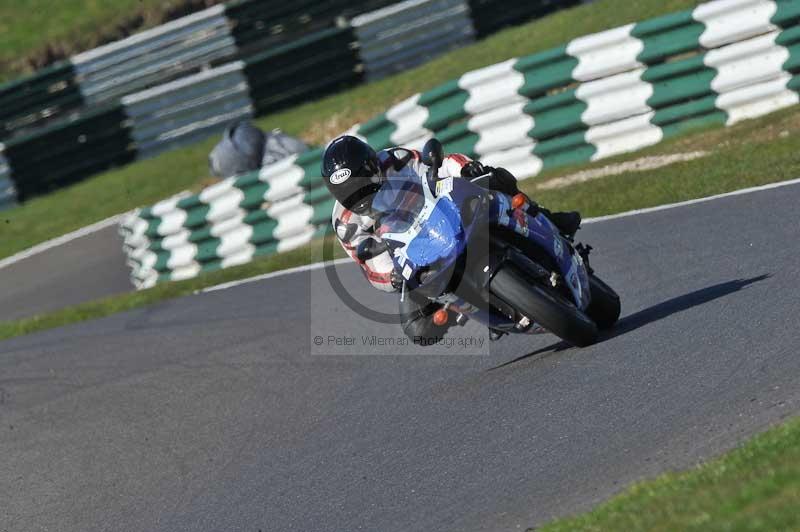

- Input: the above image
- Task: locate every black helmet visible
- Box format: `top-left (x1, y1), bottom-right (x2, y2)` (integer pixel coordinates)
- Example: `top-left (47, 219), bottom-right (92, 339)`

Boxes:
top-left (321, 135), bottom-right (381, 215)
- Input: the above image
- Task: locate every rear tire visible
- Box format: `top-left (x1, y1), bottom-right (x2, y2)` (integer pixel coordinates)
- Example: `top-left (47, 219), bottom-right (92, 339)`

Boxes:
top-left (490, 265), bottom-right (598, 347)
top-left (586, 275), bottom-right (621, 330)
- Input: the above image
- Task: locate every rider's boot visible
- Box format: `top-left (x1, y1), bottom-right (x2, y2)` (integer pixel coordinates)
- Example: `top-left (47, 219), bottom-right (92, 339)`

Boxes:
top-left (488, 328), bottom-right (507, 341)
top-left (480, 166), bottom-right (582, 238)
top-left (523, 201), bottom-right (581, 239)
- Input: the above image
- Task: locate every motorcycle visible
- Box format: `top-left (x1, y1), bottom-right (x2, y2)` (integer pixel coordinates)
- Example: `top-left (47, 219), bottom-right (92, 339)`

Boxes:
top-left (357, 139), bottom-right (620, 347)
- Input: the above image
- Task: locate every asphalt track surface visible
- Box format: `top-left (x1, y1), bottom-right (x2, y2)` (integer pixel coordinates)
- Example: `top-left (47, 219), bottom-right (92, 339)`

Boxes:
top-left (2, 182), bottom-right (799, 531)
top-left (0, 225), bottom-right (131, 321)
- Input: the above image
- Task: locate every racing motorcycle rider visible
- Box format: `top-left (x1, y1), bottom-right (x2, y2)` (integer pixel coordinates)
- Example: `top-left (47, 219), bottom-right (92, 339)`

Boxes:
top-left (322, 135), bottom-right (581, 344)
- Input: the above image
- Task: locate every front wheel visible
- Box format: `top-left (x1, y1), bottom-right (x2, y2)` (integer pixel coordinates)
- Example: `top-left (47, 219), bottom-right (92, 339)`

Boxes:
top-left (490, 264), bottom-right (598, 347)
top-left (586, 274), bottom-right (621, 330)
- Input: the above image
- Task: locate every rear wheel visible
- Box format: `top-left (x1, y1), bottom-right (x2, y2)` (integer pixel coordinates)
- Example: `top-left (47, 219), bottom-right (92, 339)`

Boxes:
top-left (490, 264), bottom-right (598, 347)
top-left (586, 275), bottom-right (621, 330)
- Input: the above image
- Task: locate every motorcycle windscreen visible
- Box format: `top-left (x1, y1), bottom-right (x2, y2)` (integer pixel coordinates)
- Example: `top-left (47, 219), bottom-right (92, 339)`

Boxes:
top-left (372, 173), bottom-right (424, 228)
top-left (405, 199), bottom-right (464, 267)
top-left (373, 174), bottom-right (464, 268)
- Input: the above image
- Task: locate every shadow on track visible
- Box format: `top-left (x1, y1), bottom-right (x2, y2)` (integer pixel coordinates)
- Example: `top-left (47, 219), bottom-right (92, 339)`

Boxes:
top-left (489, 274), bottom-right (770, 371)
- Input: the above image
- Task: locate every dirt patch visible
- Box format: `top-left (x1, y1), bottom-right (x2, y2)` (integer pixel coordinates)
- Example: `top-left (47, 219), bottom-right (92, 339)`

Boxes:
top-left (536, 152), bottom-right (709, 190)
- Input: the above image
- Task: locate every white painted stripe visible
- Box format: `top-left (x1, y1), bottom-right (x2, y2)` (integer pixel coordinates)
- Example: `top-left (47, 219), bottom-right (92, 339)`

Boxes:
top-left (576, 68), bottom-right (654, 126)
top-left (387, 93), bottom-right (432, 145)
top-left (220, 246), bottom-right (256, 269)
top-left (166, 242), bottom-right (199, 270)
top-left (157, 208), bottom-right (189, 236)
top-left (469, 101), bottom-right (535, 155)
top-left (205, 187), bottom-right (245, 223)
top-left (217, 225), bottom-right (254, 257)
top-left (399, 134), bottom-right (431, 152)
top-left (705, 31), bottom-right (789, 94)
top-left (694, 0), bottom-right (778, 49)
top-left (459, 59), bottom-right (526, 115)
top-left (261, 155), bottom-right (306, 202)
top-left (272, 208), bottom-right (314, 241)
top-left (583, 178), bottom-right (800, 223)
top-left (567, 23), bottom-right (644, 82)
top-left (351, 0), bottom-right (445, 26)
top-left (71, 5), bottom-right (228, 64)
top-left (210, 212), bottom-right (247, 237)
top-left (121, 61), bottom-right (245, 105)
top-left (150, 192), bottom-right (190, 217)
top-left (160, 228), bottom-right (192, 251)
top-left (137, 273), bottom-right (158, 290)
top-left (200, 179), bottom-right (800, 293)
top-left (586, 111), bottom-right (664, 161)
top-left (170, 263), bottom-right (202, 282)
top-left (0, 214), bottom-right (124, 271)
top-left (719, 73), bottom-right (800, 125)
top-left (480, 145), bottom-right (542, 180)
top-left (276, 226), bottom-right (317, 253)
top-left (198, 176), bottom-right (236, 202)
top-left (702, 29), bottom-right (796, 125)
top-left (120, 215), bottom-right (150, 249)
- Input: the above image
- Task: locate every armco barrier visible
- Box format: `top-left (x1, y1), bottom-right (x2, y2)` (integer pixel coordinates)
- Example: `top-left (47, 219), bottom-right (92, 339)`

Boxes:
top-left (121, 0), bottom-right (800, 287)
top-left (0, 151), bottom-right (15, 211)
top-left (0, 0), bottom-right (578, 144)
top-left (4, 104), bottom-right (134, 201)
top-left (123, 61), bottom-right (253, 159)
top-left (1, 24), bottom-right (358, 204)
top-left (0, 0), bottom-right (583, 205)
top-left (467, 0), bottom-right (582, 39)
top-left (353, 0), bottom-right (476, 81)
top-left (0, 61), bottom-right (84, 142)
top-left (71, 5), bottom-right (237, 106)
top-left (226, 0), bottom-right (395, 56)
top-left (243, 26), bottom-right (363, 115)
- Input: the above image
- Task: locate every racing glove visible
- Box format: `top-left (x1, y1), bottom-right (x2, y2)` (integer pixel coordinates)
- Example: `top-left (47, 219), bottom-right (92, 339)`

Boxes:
top-left (390, 269), bottom-right (405, 291)
top-left (460, 160), bottom-right (491, 179)
top-left (463, 162), bottom-right (523, 198)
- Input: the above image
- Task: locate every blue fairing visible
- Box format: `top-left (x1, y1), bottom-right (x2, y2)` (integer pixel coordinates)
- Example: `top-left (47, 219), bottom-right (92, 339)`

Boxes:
top-left (373, 171), bottom-right (591, 326)
top-left (373, 174), bottom-right (476, 291)
top-left (406, 200), bottom-right (465, 267)
top-left (489, 192), bottom-right (591, 309)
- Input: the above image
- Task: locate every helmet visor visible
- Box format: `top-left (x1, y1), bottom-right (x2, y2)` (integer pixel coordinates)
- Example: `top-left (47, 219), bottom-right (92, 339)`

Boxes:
top-left (342, 157), bottom-right (381, 215)
top-left (346, 180), bottom-right (381, 216)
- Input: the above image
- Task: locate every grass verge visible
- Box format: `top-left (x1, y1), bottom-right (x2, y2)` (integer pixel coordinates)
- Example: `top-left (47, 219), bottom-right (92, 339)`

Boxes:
top-left (522, 106), bottom-right (800, 215)
top-left (1, 103), bottom-right (798, 341)
top-left (0, 0), bottom-right (222, 81)
top-left (0, 0), bottom-right (704, 260)
top-left (538, 416), bottom-right (800, 531)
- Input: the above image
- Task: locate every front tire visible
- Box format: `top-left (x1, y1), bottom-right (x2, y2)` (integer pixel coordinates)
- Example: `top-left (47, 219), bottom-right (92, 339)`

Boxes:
top-left (490, 264), bottom-right (598, 347)
top-left (586, 275), bottom-right (621, 330)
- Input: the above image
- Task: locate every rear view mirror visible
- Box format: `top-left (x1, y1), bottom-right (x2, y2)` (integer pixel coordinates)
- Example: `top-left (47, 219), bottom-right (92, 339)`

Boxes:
top-left (421, 138), bottom-right (444, 171)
